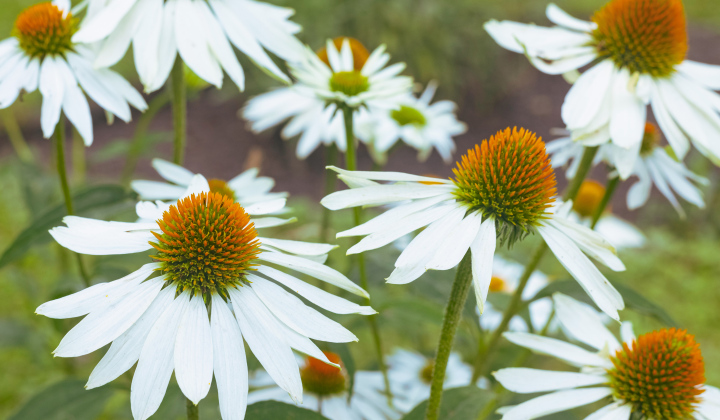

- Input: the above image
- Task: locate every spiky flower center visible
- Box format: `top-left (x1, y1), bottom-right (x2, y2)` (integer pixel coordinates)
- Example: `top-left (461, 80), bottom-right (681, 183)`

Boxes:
top-left (329, 71), bottom-right (370, 96)
top-left (300, 352), bottom-right (347, 396)
top-left (452, 127), bottom-right (557, 246)
top-left (573, 180), bottom-right (606, 219)
top-left (151, 192), bottom-right (260, 295)
top-left (208, 179), bottom-right (236, 201)
top-left (641, 122), bottom-right (661, 156)
top-left (591, 0), bottom-right (687, 78)
top-left (13, 3), bottom-right (77, 58)
top-left (489, 276), bottom-right (508, 293)
top-left (391, 105), bottom-right (427, 127)
top-left (608, 328), bottom-right (705, 420)
top-left (420, 360), bottom-right (435, 384)
top-left (317, 37), bottom-right (370, 71)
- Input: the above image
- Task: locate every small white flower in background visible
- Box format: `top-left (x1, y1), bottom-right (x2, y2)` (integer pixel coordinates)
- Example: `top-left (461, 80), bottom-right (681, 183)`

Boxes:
top-left (356, 81), bottom-right (467, 164)
top-left (290, 38), bottom-right (413, 110)
top-left (73, 0), bottom-right (305, 93)
top-left (387, 349), bottom-right (475, 413)
top-left (478, 256), bottom-right (553, 334)
top-left (132, 158), bottom-right (288, 212)
top-left (485, 0), bottom-right (720, 177)
top-left (548, 123), bottom-right (708, 219)
top-left (242, 38), bottom-right (374, 159)
top-left (37, 175), bottom-right (374, 420)
top-left (494, 293), bottom-right (719, 420)
top-left (248, 352), bottom-right (399, 420)
top-left (322, 127), bottom-right (627, 320)
top-left (0, 0), bottom-right (147, 146)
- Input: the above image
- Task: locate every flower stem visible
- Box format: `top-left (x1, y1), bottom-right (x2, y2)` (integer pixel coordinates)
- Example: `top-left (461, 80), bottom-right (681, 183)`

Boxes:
top-left (425, 252), bottom-right (474, 420)
top-left (54, 117), bottom-right (90, 287)
top-left (121, 93), bottom-right (170, 184)
top-left (170, 58), bottom-right (187, 165)
top-left (0, 108), bottom-right (34, 164)
top-left (342, 106), bottom-right (393, 406)
top-left (186, 398), bottom-right (199, 420)
top-left (591, 175), bottom-right (619, 229)
top-left (470, 146), bottom-right (599, 383)
top-left (72, 127), bottom-right (86, 184)
top-left (320, 144), bottom-right (338, 243)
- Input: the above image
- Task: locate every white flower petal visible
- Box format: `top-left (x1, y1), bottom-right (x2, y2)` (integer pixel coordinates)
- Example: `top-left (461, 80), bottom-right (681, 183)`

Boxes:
top-left (426, 211), bottom-right (482, 271)
top-left (553, 293), bottom-right (620, 351)
top-left (678, 60), bottom-right (720, 90)
top-left (471, 216), bottom-right (496, 314)
top-left (196, 1), bottom-right (245, 90)
top-left (584, 401), bottom-right (632, 420)
top-left (562, 61), bottom-right (614, 131)
top-left (244, 198), bottom-right (287, 215)
top-left (151, 158), bottom-right (195, 185)
top-left (50, 221), bottom-right (156, 256)
top-left (39, 57), bottom-right (65, 138)
top-left (504, 332), bottom-right (612, 368)
top-left (211, 294), bottom-right (248, 420)
top-left (175, 0), bottom-right (223, 88)
top-left (258, 238), bottom-right (334, 256)
top-left (175, 294), bottom-right (213, 404)
top-left (327, 166), bottom-right (454, 184)
top-left (494, 368), bottom-right (608, 393)
top-left (609, 69), bottom-right (646, 150)
top-left (547, 217), bottom-right (625, 271)
top-left (94, 1), bottom-right (145, 68)
top-left (546, 3), bottom-right (596, 32)
top-left (502, 388), bottom-right (613, 420)
top-left (322, 183), bottom-right (456, 210)
top-left (73, 0), bottom-right (138, 43)
top-left (60, 70), bottom-right (94, 146)
top-left (144, 0), bottom-right (178, 92)
top-left (131, 180), bottom-right (187, 200)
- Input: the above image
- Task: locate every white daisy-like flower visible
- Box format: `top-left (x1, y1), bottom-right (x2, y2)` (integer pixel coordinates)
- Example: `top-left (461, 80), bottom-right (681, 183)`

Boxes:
top-left (290, 38), bottom-right (413, 110)
top-left (356, 81), bottom-right (467, 164)
top-left (322, 127), bottom-right (626, 320)
top-left (478, 256), bottom-right (553, 333)
top-left (548, 123), bottom-right (708, 218)
top-left (37, 175), bottom-right (374, 420)
top-left (73, 0), bottom-right (304, 93)
top-left (248, 351), bottom-right (399, 420)
top-left (131, 158), bottom-right (288, 212)
top-left (494, 293), bottom-right (719, 420)
top-left (485, 0), bottom-right (720, 178)
top-left (387, 349), bottom-right (473, 413)
top-left (0, 0), bottom-right (147, 146)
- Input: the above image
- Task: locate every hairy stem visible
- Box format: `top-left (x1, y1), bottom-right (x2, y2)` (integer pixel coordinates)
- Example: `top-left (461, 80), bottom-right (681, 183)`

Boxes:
top-left (170, 58), bottom-right (187, 166)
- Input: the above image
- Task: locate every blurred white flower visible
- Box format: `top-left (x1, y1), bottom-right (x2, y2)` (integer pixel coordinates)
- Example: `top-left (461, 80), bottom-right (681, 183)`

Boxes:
top-left (131, 158), bottom-right (288, 212)
top-left (74, 0), bottom-right (304, 92)
top-left (356, 81), bottom-right (466, 164)
top-left (386, 349), bottom-right (474, 413)
top-left (38, 175), bottom-right (373, 420)
top-left (495, 293), bottom-right (718, 420)
top-left (249, 352), bottom-right (399, 420)
top-left (486, 1), bottom-right (720, 178)
top-left (322, 128), bottom-right (626, 320)
top-left (0, 1), bottom-right (147, 145)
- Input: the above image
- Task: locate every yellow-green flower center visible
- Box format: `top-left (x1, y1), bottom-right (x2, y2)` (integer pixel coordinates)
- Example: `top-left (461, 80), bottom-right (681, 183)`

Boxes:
top-left (151, 192), bottom-right (260, 296)
top-left (573, 180), bottom-right (607, 219)
top-left (329, 71), bottom-right (370, 97)
top-left (391, 105), bottom-right (427, 127)
top-left (13, 2), bottom-right (77, 58)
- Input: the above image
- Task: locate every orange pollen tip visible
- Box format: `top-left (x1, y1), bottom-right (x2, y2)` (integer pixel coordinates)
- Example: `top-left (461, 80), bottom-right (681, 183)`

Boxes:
top-left (419, 174), bottom-right (445, 185)
top-left (151, 192), bottom-right (260, 295)
top-left (13, 2), bottom-right (76, 58)
top-left (573, 180), bottom-right (607, 218)
top-left (317, 37), bottom-right (370, 71)
top-left (591, 0), bottom-right (687, 77)
top-left (452, 127), bottom-right (557, 246)
top-left (641, 122), bottom-right (662, 155)
top-left (489, 276), bottom-right (508, 293)
top-left (300, 352), bottom-right (346, 396)
top-left (608, 328), bottom-right (705, 420)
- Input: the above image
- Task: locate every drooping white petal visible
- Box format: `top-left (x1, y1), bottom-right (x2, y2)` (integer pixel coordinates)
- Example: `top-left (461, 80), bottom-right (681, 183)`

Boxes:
top-left (426, 211), bottom-right (482, 271)
top-left (547, 217), bottom-right (625, 271)
top-left (326, 166), bottom-right (454, 184)
top-left (59, 69), bottom-right (94, 145)
top-left (175, 0), bottom-right (223, 88)
top-left (210, 294), bottom-right (248, 420)
top-left (563, 60), bottom-right (614, 131)
top-left (609, 68), bottom-right (646, 151)
top-left (494, 368), bottom-right (608, 393)
top-left (39, 57), bottom-right (65, 138)
top-left (471, 216), bottom-right (496, 314)
top-left (504, 332), bottom-right (612, 368)
top-left (196, 1), bottom-right (245, 90)
top-left (72, 0), bottom-right (139, 43)
top-left (174, 294), bottom-right (213, 405)
top-left (94, 0), bottom-right (145, 68)
top-left (501, 388), bottom-right (613, 420)
top-left (144, 0), bottom-right (178, 92)
top-left (553, 293), bottom-right (620, 351)
top-left (546, 3), bottom-right (596, 32)
top-left (321, 184), bottom-right (455, 210)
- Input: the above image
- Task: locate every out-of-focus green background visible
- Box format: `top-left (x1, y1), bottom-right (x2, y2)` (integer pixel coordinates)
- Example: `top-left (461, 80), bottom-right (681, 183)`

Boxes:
top-left (1, 0), bottom-right (719, 419)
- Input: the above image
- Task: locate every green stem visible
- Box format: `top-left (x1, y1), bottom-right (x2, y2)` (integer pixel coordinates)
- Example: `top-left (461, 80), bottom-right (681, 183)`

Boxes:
top-left (470, 146), bottom-right (599, 383)
top-left (170, 58), bottom-right (187, 165)
top-left (425, 253), bottom-right (474, 420)
top-left (590, 176), bottom-right (620, 229)
top-left (121, 93), bottom-right (170, 184)
top-left (1, 108), bottom-right (34, 164)
top-left (72, 127), bottom-right (86, 184)
top-left (54, 117), bottom-right (90, 287)
top-left (320, 144), bottom-right (338, 243)
top-left (342, 106), bottom-right (393, 406)
top-left (186, 398), bottom-right (199, 420)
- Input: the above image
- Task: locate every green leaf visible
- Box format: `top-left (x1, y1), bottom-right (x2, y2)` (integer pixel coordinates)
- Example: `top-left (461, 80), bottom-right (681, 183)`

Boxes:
top-left (0, 185), bottom-right (133, 269)
top-left (9, 379), bottom-right (115, 420)
top-left (530, 279), bottom-right (678, 326)
top-left (401, 386), bottom-right (493, 420)
top-left (246, 401), bottom-right (330, 420)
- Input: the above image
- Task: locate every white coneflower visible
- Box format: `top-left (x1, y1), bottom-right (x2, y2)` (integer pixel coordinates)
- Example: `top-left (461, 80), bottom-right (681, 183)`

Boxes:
top-left (248, 352), bottom-right (399, 420)
top-left (37, 175), bottom-right (374, 420)
top-left (357, 81), bottom-right (467, 164)
top-left (495, 293), bottom-right (718, 420)
top-left (386, 349), bottom-right (473, 413)
top-left (322, 127), bottom-right (626, 320)
top-left (486, 0), bottom-right (720, 177)
top-left (73, 0), bottom-right (305, 92)
top-left (290, 38), bottom-right (413, 110)
top-left (242, 38), bottom-right (374, 159)
top-left (0, 0), bottom-right (147, 145)
top-left (131, 158), bottom-right (288, 211)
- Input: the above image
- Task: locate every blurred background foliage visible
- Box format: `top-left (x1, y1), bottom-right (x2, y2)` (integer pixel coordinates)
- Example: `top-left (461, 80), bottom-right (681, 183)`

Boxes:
top-left (0, 0), bottom-right (719, 419)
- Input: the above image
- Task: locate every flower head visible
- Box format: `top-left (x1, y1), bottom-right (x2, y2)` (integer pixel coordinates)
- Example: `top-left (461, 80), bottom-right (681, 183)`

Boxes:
top-left (573, 180), bottom-right (606, 219)
top-left (300, 352), bottom-right (347, 396)
top-left (14, 2), bottom-right (77, 58)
